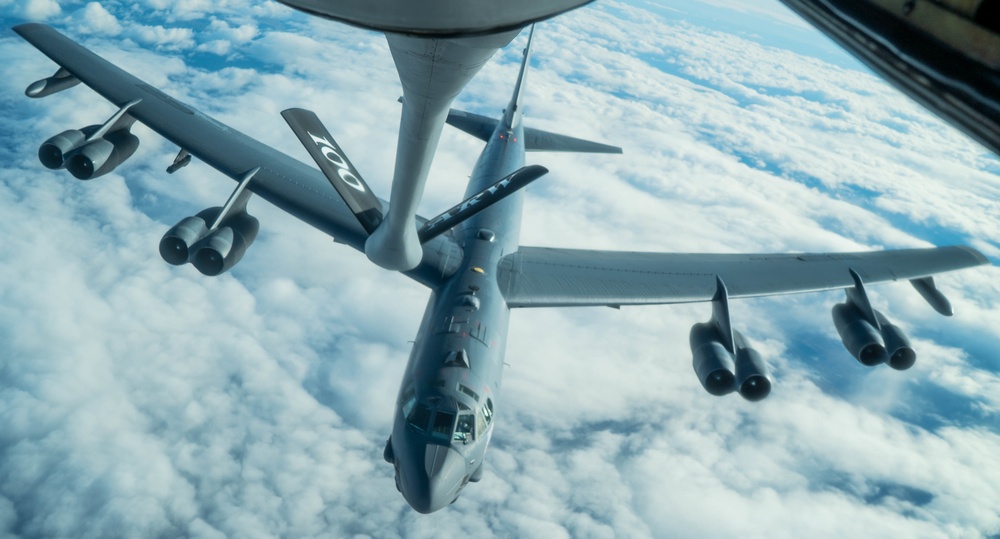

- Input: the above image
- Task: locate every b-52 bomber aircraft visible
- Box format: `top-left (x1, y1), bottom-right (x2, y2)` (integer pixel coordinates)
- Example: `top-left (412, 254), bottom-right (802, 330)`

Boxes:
top-left (14, 21), bottom-right (989, 513)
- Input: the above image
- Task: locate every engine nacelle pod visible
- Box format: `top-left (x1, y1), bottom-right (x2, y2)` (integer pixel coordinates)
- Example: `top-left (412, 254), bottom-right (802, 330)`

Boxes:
top-left (191, 212), bottom-right (259, 276)
top-left (66, 129), bottom-right (140, 180)
top-left (878, 317), bottom-right (916, 371)
top-left (159, 208), bottom-right (222, 265)
top-left (690, 322), bottom-right (736, 396)
top-left (735, 345), bottom-right (771, 402)
top-left (832, 302), bottom-right (887, 366)
top-left (38, 126), bottom-right (99, 169)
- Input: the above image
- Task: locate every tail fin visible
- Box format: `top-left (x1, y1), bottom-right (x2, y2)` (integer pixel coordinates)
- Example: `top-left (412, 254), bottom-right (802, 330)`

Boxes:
top-left (281, 108), bottom-right (384, 234)
top-left (446, 109), bottom-right (623, 154)
top-left (446, 25), bottom-right (622, 154)
top-left (502, 25), bottom-right (534, 129)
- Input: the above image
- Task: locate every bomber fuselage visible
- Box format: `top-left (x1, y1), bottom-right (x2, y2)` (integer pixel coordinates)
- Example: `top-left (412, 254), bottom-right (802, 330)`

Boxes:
top-left (386, 119), bottom-right (526, 513)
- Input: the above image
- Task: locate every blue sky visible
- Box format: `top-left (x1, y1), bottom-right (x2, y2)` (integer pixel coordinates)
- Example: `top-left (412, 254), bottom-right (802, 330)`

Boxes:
top-left (1, 1), bottom-right (999, 537)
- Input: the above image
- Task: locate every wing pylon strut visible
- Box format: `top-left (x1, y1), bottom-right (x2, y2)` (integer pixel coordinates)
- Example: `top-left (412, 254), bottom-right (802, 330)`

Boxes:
top-left (711, 276), bottom-right (736, 354)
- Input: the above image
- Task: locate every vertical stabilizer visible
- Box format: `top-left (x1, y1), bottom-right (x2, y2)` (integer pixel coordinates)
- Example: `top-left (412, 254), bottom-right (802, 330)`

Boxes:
top-left (446, 26), bottom-right (622, 155)
top-left (502, 25), bottom-right (534, 130)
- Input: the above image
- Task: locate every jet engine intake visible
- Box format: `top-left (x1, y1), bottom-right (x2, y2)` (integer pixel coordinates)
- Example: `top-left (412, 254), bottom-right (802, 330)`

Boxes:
top-left (159, 208), bottom-right (222, 265)
top-left (831, 302), bottom-right (887, 366)
top-left (690, 322), bottom-right (737, 396)
top-left (875, 311), bottom-right (917, 371)
top-left (38, 125), bottom-right (99, 169)
top-left (734, 340), bottom-right (771, 402)
top-left (66, 129), bottom-right (140, 180)
top-left (190, 212), bottom-right (259, 276)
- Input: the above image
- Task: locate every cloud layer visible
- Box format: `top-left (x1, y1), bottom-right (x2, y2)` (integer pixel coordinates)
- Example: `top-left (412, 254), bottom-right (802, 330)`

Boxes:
top-left (1, 0), bottom-right (998, 537)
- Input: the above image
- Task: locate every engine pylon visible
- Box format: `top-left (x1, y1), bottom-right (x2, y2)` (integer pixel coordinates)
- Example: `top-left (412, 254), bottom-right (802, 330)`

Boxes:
top-left (689, 277), bottom-right (772, 400)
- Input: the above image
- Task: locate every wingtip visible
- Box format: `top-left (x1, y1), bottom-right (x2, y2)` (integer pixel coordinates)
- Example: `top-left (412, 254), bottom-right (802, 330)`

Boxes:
top-left (279, 107), bottom-right (308, 118)
top-left (12, 22), bottom-right (40, 36)
top-left (959, 245), bottom-right (991, 266)
top-left (527, 164), bottom-right (549, 175)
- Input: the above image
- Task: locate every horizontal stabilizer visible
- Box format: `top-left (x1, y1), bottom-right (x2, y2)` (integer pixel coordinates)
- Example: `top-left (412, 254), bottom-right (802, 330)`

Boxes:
top-left (446, 108), bottom-right (622, 154)
top-left (524, 127), bottom-right (622, 154)
top-left (281, 108), bottom-right (384, 234)
top-left (446, 109), bottom-right (496, 142)
top-left (418, 165), bottom-right (548, 243)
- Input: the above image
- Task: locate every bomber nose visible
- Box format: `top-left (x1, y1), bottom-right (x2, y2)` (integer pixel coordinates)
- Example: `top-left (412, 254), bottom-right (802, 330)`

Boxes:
top-left (401, 443), bottom-right (467, 513)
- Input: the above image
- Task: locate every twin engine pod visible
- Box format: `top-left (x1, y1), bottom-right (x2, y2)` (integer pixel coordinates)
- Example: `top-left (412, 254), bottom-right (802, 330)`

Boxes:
top-left (832, 302), bottom-right (916, 370)
top-left (159, 207), bottom-right (259, 276)
top-left (38, 125), bottom-right (140, 180)
top-left (690, 322), bottom-right (772, 401)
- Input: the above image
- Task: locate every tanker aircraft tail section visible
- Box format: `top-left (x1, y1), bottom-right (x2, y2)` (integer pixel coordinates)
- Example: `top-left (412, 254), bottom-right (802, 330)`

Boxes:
top-left (446, 109), bottom-right (623, 154)
top-left (13, 20), bottom-right (990, 516)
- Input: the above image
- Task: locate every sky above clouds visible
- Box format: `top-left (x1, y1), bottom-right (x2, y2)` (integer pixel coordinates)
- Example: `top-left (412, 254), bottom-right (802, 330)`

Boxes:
top-left (1, 1), bottom-right (999, 538)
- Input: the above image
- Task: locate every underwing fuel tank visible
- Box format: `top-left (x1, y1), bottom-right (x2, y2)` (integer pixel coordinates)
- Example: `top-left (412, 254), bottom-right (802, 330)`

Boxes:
top-left (25, 67), bottom-right (80, 98)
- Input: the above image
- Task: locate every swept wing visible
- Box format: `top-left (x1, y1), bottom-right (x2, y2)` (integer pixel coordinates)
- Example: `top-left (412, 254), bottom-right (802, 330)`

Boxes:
top-left (14, 23), bottom-right (462, 287)
top-left (498, 246), bottom-right (989, 308)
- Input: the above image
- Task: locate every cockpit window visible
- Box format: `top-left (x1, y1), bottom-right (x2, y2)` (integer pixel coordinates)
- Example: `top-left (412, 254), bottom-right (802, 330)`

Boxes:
top-left (402, 395), bottom-right (416, 419)
top-left (431, 411), bottom-right (455, 441)
top-left (459, 384), bottom-right (480, 402)
top-left (407, 403), bottom-right (431, 432)
top-left (476, 408), bottom-right (487, 436)
top-left (476, 398), bottom-right (494, 438)
top-left (454, 414), bottom-right (474, 443)
top-left (399, 384), bottom-right (414, 404)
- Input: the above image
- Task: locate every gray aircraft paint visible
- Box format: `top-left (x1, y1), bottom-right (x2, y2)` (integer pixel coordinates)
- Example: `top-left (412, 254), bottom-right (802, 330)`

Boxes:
top-left (13, 17), bottom-right (990, 514)
top-left (275, 0), bottom-right (593, 36)
top-left (386, 36), bottom-right (535, 509)
top-left (364, 31), bottom-right (519, 271)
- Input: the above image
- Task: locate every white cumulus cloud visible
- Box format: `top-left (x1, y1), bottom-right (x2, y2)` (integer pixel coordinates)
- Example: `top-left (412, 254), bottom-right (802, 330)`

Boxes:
top-left (0, 0), bottom-right (998, 537)
top-left (78, 2), bottom-right (122, 35)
